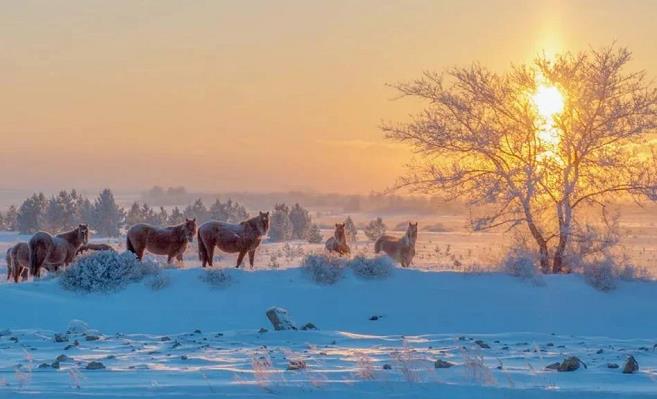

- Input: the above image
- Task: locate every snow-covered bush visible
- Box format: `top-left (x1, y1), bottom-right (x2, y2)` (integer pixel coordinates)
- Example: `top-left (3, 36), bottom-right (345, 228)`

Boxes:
top-left (145, 273), bottom-right (171, 291)
top-left (364, 217), bottom-right (386, 241)
top-left (500, 242), bottom-right (543, 284)
top-left (582, 258), bottom-right (617, 292)
top-left (301, 254), bottom-right (345, 285)
top-left (347, 255), bottom-right (395, 279)
top-left (200, 269), bottom-right (233, 288)
top-left (60, 251), bottom-right (160, 293)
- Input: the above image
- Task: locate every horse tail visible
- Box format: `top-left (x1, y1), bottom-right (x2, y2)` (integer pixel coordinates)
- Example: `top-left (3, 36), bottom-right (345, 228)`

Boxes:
top-left (374, 237), bottom-right (383, 254)
top-left (126, 234), bottom-right (136, 254)
top-left (197, 231), bottom-right (208, 265)
top-left (29, 236), bottom-right (47, 277)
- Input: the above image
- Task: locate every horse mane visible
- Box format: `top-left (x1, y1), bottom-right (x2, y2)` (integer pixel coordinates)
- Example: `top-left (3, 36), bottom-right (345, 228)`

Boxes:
top-left (56, 227), bottom-right (80, 241)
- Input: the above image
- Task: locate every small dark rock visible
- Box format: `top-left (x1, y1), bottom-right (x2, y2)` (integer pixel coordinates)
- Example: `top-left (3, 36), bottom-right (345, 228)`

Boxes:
top-left (160, 336), bottom-right (171, 342)
top-left (369, 315), bottom-right (380, 321)
top-left (193, 329), bottom-right (202, 334)
top-left (86, 361), bottom-right (105, 370)
top-left (258, 328), bottom-right (268, 333)
top-left (607, 363), bottom-right (619, 369)
top-left (54, 334), bottom-right (69, 343)
top-left (301, 323), bottom-right (318, 331)
top-left (56, 354), bottom-right (73, 362)
top-left (215, 333), bottom-right (224, 337)
top-left (180, 355), bottom-right (188, 360)
top-left (546, 343), bottom-right (554, 347)
top-left (38, 363), bottom-right (50, 369)
top-left (545, 362), bottom-right (561, 370)
top-left (383, 364), bottom-right (392, 370)
top-left (596, 349), bottom-right (604, 354)
top-left (475, 340), bottom-right (490, 349)
top-left (85, 335), bottom-right (100, 342)
top-left (623, 355), bottom-right (639, 374)
top-left (558, 356), bottom-right (586, 372)
top-left (171, 341), bottom-right (181, 349)
top-left (435, 359), bottom-right (454, 369)
top-left (287, 359), bottom-right (306, 370)
top-left (51, 361), bottom-right (60, 369)
top-left (9, 337), bottom-right (18, 343)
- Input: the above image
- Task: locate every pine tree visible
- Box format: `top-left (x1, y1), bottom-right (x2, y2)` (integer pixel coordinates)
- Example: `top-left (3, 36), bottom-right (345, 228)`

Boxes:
top-left (168, 206), bottom-right (185, 225)
top-left (125, 202), bottom-right (144, 226)
top-left (289, 203), bottom-right (312, 240)
top-left (16, 193), bottom-right (48, 234)
top-left (268, 203), bottom-right (292, 242)
top-left (156, 206), bottom-right (169, 225)
top-left (4, 205), bottom-right (18, 231)
top-left (307, 223), bottom-right (323, 244)
top-left (364, 217), bottom-right (387, 241)
top-left (344, 216), bottom-right (358, 242)
top-left (90, 189), bottom-right (125, 237)
top-left (184, 199), bottom-right (208, 222)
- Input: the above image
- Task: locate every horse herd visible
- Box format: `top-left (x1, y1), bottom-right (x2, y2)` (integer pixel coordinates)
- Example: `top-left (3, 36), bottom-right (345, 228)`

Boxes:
top-left (5, 211), bottom-right (419, 283)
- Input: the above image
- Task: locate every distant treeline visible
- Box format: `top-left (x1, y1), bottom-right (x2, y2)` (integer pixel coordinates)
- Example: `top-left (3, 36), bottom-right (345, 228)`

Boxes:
top-left (0, 189), bottom-right (250, 237)
top-left (141, 186), bottom-right (464, 215)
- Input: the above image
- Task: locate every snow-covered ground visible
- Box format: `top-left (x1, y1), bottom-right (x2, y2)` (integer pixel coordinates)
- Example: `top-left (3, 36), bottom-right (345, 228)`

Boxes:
top-left (2, 260), bottom-right (657, 398)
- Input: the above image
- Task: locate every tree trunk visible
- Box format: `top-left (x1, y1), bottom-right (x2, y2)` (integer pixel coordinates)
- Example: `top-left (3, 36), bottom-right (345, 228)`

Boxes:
top-left (552, 200), bottom-right (573, 274)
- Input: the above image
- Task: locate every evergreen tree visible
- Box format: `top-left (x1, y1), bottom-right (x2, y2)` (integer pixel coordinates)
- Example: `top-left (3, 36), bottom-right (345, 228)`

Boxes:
top-left (4, 205), bottom-right (18, 231)
top-left (0, 212), bottom-right (5, 231)
top-left (125, 202), bottom-right (144, 226)
top-left (168, 206), bottom-right (185, 225)
top-left (16, 193), bottom-right (47, 234)
top-left (156, 206), bottom-right (169, 225)
top-left (72, 191), bottom-right (93, 225)
top-left (307, 223), bottom-right (323, 244)
top-left (344, 216), bottom-right (358, 242)
top-left (184, 199), bottom-right (208, 222)
top-left (268, 203), bottom-right (292, 242)
top-left (289, 203), bottom-right (312, 240)
top-left (364, 217), bottom-right (387, 241)
top-left (44, 191), bottom-right (78, 232)
top-left (90, 189), bottom-right (125, 237)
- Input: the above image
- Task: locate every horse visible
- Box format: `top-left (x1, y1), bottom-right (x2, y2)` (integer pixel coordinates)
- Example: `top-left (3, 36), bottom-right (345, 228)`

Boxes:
top-left (197, 211), bottom-right (269, 268)
top-left (126, 219), bottom-right (196, 264)
top-left (29, 224), bottom-right (89, 277)
top-left (7, 243), bottom-right (30, 283)
top-left (374, 222), bottom-right (418, 267)
top-left (325, 223), bottom-right (350, 256)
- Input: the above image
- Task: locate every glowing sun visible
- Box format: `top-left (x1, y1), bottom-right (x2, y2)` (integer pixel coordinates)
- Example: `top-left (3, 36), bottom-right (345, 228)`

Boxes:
top-left (532, 83), bottom-right (564, 153)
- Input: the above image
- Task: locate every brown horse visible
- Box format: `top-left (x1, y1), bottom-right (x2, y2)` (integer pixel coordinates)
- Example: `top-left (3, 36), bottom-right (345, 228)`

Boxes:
top-left (76, 243), bottom-right (115, 255)
top-left (126, 219), bottom-right (196, 264)
top-left (6, 243), bottom-right (30, 283)
top-left (325, 223), bottom-right (350, 256)
top-left (374, 222), bottom-right (418, 267)
top-left (197, 211), bottom-right (269, 268)
top-left (29, 224), bottom-right (89, 277)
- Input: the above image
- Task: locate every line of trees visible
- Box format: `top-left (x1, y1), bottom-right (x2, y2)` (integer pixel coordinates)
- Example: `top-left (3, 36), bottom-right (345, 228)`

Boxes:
top-left (0, 190), bottom-right (251, 237)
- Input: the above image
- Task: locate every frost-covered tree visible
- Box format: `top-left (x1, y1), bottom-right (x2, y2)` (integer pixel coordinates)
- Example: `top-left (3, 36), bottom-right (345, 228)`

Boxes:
top-left (16, 193), bottom-right (48, 234)
top-left (383, 46), bottom-right (657, 273)
top-left (269, 203), bottom-right (292, 242)
top-left (364, 217), bottom-right (387, 241)
top-left (344, 216), bottom-right (358, 242)
top-left (44, 190), bottom-right (80, 232)
top-left (307, 223), bottom-right (323, 244)
top-left (208, 199), bottom-right (249, 223)
top-left (184, 199), bottom-right (208, 222)
top-left (168, 206), bottom-right (185, 225)
top-left (125, 202), bottom-right (144, 226)
top-left (289, 203), bottom-right (312, 240)
top-left (4, 205), bottom-right (18, 231)
top-left (90, 189), bottom-right (125, 237)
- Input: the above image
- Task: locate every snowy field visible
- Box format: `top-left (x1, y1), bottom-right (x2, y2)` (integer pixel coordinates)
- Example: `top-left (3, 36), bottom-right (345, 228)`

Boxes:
top-left (2, 245), bottom-right (657, 397)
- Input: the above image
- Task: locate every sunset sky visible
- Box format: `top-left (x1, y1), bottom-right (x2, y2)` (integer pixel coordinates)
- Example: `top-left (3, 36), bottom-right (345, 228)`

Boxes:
top-left (1, 0), bottom-right (656, 195)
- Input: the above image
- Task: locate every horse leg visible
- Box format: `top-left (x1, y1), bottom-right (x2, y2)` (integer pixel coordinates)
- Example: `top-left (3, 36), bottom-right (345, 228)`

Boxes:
top-left (206, 242), bottom-right (215, 267)
top-left (248, 250), bottom-right (256, 269)
top-left (21, 267), bottom-right (28, 282)
top-left (235, 251), bottom-right (246, 268)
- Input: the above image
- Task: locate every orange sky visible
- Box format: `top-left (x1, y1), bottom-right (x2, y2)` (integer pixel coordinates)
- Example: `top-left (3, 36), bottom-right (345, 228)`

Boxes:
top-left (1, 0), bottom-right (656, 194)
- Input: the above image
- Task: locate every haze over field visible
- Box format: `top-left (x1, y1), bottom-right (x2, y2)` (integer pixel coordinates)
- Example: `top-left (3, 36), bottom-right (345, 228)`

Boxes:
top-left (2, 1), bottom-right (657, 193)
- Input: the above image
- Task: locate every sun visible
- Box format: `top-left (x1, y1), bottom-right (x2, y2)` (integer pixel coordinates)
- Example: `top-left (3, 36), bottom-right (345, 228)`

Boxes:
top-left (533, 84), bottom-right (564, 120)
top-left (532, 82), bottom-right (564, 154)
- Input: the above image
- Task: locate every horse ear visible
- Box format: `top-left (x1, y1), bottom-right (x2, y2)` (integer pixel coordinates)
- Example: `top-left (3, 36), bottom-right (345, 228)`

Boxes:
top-left (192, 218), bottom-right (196, 222)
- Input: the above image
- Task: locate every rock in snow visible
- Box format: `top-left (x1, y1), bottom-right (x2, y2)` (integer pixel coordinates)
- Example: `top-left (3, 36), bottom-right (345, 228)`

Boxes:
top-left (557, 356), bottom-right (586, 372)
top-left (86, 361), bottom-right (106, 370)
top-left (623, 355), bottom-right (639, 374)
top-left (266, 307), bottom-right (297, 331)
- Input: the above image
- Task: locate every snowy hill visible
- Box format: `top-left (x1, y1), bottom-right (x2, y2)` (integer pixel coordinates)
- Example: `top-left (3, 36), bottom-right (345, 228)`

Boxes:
top-left (2, 267), bottom-right (657, 398)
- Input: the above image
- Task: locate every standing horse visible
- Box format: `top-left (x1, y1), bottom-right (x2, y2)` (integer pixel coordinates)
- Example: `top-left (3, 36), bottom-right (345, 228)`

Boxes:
top-left (197, 212), bottom-right (269, 268)
top-left (6, 243), bottom-right (30, 283)
top-left (126, 219), bottom-right (196, 264)
top-left (374, 222), bottom-right (418, 267)
top-left (325, 223), bottom-right (350, 256)
top-left (29, 224), bottom-right (89, 277)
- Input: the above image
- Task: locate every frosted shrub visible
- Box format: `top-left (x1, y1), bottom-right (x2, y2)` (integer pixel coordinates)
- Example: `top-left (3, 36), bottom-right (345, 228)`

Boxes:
top-left (200, 269), bottom-right (233, 288)
top-left (145, 273), bottom-right (171, 291)
top-left (301, 254), bottom-right (345, 285)
top-left (500, 242), bottom-right (543, 284)
top-left (60, 251), bottom-right (160, 293)
top-left (347, 255), bottom-right (394, 280)
top-left (582, 257), bottom-right (618, 292)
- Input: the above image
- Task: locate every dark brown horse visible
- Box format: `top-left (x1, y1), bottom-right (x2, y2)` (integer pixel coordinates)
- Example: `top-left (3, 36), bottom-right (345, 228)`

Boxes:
top-left (29, 224), bottom-right (89, 277)
top-left (76, 243), bottom-right (116, 255)
top-left (374, 222), bottom-right (418, 267)
top-left (197, 212), bottom-right (269, 268)
top-left (126, 219), bottom-right (196, 264)
top-left (6, 243), bottom-right (30, 283)
top-left (325, 223), bottom-right (350, 256)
